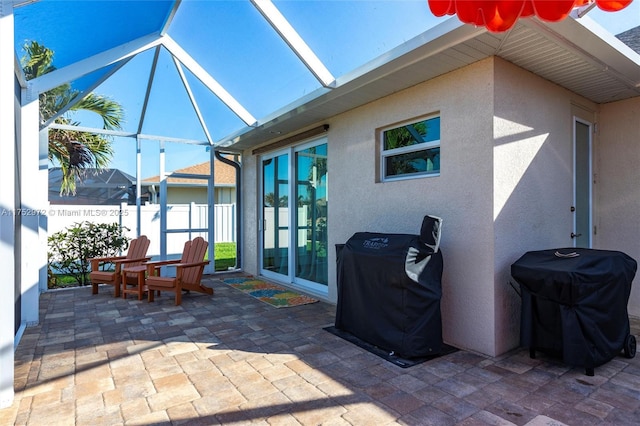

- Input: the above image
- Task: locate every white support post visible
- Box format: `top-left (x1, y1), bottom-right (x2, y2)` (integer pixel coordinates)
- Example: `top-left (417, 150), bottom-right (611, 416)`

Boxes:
top-left (0, 0), bottom-right (16, 409)
top-left (19, 91), bottom-right (41, 327)
top-left (136, 135), bottom-right (142, 237)
top-left (159, 141), bottom-right (167, 259)
top-left (38, 128), bottom-right (49, 293)
top-left (207, 147), bottom-right (215, 274)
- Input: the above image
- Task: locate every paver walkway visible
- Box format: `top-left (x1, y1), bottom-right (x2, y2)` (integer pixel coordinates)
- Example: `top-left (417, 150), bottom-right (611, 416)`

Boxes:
top-left (1, 275), bottom-right (639, 425)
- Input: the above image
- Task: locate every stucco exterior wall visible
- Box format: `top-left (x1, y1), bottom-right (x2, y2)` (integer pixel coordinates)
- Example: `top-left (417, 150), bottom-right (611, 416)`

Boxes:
top-left (492, 58), bottom-right (598, 354)
top-left (167, 187), bottom-right (208, 204)
top-left (244, 58), bottom-right (498, 356)
top-left (242, 155), bottom-right (260, 276)
top-left (166, 186), bottom-right (236, 205)
top-left (331, 59), bottom-right (497, 355)
top-left (597, 98), bottom-right (640, 317)
top-left (241, 56), bottom-right (639, 357)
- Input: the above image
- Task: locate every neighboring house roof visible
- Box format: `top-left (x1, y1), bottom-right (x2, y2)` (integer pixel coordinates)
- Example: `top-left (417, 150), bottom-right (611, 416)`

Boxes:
top-left (616, 25), bottom-right (640, 54)
top-left (142, 159), bottom-right (236, 187)
top-left (49, 167), bottom-right (140, 205)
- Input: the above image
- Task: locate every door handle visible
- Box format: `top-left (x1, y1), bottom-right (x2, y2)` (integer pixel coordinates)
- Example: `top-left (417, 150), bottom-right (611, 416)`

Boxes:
top-left (571, 232), bottom-right (582, 239)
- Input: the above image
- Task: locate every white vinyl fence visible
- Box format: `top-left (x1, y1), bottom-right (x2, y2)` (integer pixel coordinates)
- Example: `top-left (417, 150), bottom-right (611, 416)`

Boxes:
top-left (47, 203), bottom-right (235, 257)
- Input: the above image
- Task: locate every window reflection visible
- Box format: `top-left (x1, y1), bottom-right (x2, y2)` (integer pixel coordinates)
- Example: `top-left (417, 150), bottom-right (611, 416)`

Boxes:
top-left (295, 144), bottom-right (328, 285)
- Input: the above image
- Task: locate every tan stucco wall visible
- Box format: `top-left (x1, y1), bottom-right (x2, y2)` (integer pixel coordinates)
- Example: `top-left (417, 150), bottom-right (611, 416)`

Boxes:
top-left (493, 58), bottom-right (598, 354)
top-left (331, 59), bottom-right (497, 355)
top-left (241, 56), bottom-right (639, 357)
top-left (244, 58), bottom-right (498, 356)
top-left (166, 187), bottom-right (236, 204)
top-left (167, 187), bottom-right (208, 204)
top-left (597, 98), bottom-right (640, 317)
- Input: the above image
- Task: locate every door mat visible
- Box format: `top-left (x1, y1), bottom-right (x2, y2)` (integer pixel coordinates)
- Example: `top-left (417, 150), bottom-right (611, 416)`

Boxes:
top-left (324, 326), bottom-right (458, 368)
top-left (222, 277), bottom-right (319, 308)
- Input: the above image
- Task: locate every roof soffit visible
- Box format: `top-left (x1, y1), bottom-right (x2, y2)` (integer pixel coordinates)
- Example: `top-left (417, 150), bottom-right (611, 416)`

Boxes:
top-left (226, 16), bottom-right (640, 151)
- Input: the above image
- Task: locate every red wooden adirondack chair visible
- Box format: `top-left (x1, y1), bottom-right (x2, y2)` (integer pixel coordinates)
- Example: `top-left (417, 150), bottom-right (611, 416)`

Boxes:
top-left (89, 235), bottom-right (151, 297)
top-left (145, 237), bottom-right (212, 305)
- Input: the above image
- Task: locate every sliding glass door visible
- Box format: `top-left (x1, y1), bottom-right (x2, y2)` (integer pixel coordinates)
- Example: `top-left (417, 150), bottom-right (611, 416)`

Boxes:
top-left (261, 138), bottom-right (328, 293)
top-left (262, 153), bottom-right (290, 276)
top-left (295, 143), bottom-right (328, 285)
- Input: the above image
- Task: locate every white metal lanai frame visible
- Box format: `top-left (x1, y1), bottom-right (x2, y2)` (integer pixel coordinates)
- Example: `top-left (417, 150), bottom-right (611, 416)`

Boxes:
top-left (23, 0), bottom-right (338, 268)
top-left (26, 0), bottom-right (341, 143)
top-left (1, 0), bottom-right (341, 408)
top-left (3, 0), bottom-right (640, 410)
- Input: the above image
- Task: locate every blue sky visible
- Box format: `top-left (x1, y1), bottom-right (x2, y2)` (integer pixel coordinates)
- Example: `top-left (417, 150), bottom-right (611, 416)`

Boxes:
top-left (588, 0), bottom-right (640, 34)
top-left (14, 0), bottom-right (640, 179)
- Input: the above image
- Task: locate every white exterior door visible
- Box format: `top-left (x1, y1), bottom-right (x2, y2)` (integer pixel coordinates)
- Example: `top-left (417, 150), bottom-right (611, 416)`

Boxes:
top-left (573, 118), bottom-right (592, 248)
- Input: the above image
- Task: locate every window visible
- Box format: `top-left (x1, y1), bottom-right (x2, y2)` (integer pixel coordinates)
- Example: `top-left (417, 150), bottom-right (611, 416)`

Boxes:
top-left (380, 115), bottom-right (440, 181)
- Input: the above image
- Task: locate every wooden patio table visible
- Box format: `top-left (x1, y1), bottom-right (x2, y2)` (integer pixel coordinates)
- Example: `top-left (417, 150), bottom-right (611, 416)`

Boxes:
top-left (121, 265), bottom-right (148, 300)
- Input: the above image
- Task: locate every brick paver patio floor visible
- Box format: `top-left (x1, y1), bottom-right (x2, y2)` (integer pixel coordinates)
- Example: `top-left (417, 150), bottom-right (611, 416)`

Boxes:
top-left (1, 275), bottom-right (639, 425)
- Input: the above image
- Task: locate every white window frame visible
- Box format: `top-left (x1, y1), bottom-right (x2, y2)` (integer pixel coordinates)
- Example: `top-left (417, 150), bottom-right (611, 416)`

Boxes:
top-left (379, 114), bottom-right (440, 182)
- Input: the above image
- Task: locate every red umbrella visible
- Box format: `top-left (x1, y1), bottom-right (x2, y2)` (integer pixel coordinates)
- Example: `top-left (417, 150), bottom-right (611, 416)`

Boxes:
top-left (428, 0), bottom-right (633, 32)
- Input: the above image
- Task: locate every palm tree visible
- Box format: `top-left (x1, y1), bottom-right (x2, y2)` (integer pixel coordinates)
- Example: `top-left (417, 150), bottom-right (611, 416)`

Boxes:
top-left (21, 41), bottom-right (124, 195)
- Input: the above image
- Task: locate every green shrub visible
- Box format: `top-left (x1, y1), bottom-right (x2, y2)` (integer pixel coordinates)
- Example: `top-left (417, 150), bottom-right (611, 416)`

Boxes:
top-left (48, 221), bottom-right (130, 287)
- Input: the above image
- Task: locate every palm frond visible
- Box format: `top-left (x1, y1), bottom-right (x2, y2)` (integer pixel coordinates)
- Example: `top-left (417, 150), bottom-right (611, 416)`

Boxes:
top-left (21, 41), bottom-right (55, 80)
top-left (22, 41), bottom-right (125, 196)
top-left (73, 93), bottom-right (124, 130)
top-left (39, 86), bottom-right (75, 124)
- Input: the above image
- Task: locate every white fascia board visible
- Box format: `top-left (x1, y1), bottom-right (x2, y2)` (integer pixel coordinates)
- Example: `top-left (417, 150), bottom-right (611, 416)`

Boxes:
top-left (167, 173), bottom-right (211, 180)
top-left (161, 35), bottom-right (257, 126)
top-left (251, 0), bottom-right (335, 88)
top-left (29, 33), bottom-right (164, 95)
top-left (335, 17), bottom-right (481, 87)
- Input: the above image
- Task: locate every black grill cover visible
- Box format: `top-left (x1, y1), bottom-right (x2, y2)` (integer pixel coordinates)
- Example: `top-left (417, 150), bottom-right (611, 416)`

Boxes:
top-left (511, 248), bottom-right (637, 369)
top-left (336, 231), bottom-right (443, 358)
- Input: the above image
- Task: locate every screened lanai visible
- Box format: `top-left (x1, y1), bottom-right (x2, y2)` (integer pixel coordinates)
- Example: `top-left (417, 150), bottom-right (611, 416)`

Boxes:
top-left (2, 0), bottom-right (639, 409)
top-left (9, 0), bottom-right (456, 275)
top-left (0, 0), bottom-right (452, 408)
